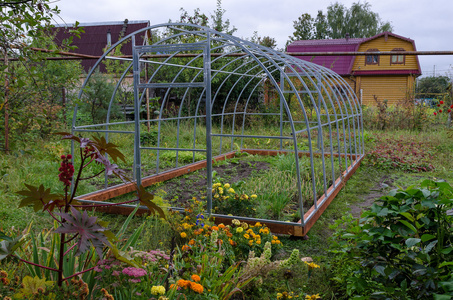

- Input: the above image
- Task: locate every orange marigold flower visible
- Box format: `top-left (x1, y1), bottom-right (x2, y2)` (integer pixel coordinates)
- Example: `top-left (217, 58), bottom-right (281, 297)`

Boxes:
top-left (191, 274), bottom-right (201, 282)
top-left (181, 245), bottom-right (190, 251)
top-left (190, 282), bottom-right (204, 294)
top-left (180, 232), bottom-right (187, 238)
top-left (0, 270), bottom-right (8, 278)
top-left (218, 224), bottom-right (225, 229)
top-left (248, 240), bottom-right (254, 246)
top-left (212, 226), bottom-right (219, 231)
top-left (177, 279), bottom-right (191, 289)
top-left (188, 239), bottom-right (196, 245)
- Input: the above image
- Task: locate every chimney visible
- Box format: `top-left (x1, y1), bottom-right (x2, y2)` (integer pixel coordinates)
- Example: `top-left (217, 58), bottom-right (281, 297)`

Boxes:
top-left (107, 29), bottom-right (111, 47)
top-left (345, 33), bottom-right (350, 41)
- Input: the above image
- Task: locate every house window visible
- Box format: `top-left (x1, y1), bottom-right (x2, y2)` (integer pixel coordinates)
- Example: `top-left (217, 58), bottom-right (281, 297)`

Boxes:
top-left (391, 48), bottom-right (405, 65)
top-left (365, 49), bottom-right (380, 65)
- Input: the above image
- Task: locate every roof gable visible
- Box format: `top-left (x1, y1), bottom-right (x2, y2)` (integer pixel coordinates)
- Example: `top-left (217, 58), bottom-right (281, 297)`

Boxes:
top-left (287, 32), bottom-right (421, 76)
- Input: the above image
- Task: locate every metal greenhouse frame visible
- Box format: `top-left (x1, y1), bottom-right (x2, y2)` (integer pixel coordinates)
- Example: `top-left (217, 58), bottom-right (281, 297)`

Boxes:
top-left (73, 23), bottom-right (365, 236)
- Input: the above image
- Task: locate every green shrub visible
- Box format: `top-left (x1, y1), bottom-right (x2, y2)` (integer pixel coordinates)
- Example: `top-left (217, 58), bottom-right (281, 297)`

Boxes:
top-left (329, 180), bottom-right (453, 299)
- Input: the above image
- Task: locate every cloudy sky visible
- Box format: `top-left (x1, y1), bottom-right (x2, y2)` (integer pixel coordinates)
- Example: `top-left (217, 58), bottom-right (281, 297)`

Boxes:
top-left (52, 0), bottom-right (453, 78)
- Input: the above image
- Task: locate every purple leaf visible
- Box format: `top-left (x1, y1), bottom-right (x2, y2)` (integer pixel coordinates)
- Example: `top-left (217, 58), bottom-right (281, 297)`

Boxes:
top-left (55, 207), bottom-right (110, 257)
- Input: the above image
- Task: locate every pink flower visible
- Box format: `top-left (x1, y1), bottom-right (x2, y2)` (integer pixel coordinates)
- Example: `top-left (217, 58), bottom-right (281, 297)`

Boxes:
top-left (122, 267), bottom-right (147, 278)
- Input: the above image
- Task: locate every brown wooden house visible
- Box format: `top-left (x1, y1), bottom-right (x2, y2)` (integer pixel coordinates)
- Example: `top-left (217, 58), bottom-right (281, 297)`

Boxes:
top-left (287, 32), bottom-right (422, 105)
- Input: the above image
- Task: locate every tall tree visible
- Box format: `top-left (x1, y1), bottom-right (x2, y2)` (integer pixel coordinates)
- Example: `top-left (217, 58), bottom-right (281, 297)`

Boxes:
top-left (287, 13), bottom-right (314, 44)
top-left (250, 32), bottom-right (277, 49)
top-left (314, 10), bottom-right (329, 39)
top-left (287, 1), bottom-right (393, 44)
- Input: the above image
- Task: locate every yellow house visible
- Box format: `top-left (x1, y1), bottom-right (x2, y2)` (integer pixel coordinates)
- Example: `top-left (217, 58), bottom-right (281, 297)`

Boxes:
top-left (287, 32), bottom-right (422, 105)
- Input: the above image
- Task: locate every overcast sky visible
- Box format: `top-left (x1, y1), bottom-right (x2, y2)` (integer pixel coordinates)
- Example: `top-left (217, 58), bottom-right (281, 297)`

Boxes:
top-left (53, 0), bottom-right (453, 78)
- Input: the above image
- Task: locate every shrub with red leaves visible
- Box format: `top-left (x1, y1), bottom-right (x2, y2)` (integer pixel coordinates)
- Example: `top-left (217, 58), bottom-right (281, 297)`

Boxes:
top-left (366, 134), bottom-right (435, 172)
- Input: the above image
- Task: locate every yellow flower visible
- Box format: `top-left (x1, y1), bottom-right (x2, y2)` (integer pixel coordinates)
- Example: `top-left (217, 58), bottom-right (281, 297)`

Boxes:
top-left (180, 232), bottom-right (187, 238)
top-left (248, 240), bottom-right (254, 246)
top-left (251, 194), bottom-right (257, 199)
top-left (273, 235), bottom-right (278, 240)
top-left (228, 188), bottom-right (235, 193)
top-left (277, 293), bottom-right (283, 299)
top-left (256, 240), bottom-right (261, 245)
top-left (151, 285), bottom-right (166, 295)
top-left (304, 261), bottom-right (320, 270)
top-left (218, 187), bottom-right (224, 194)
top-left (236, 227), bottom-right (244, 233)
top-left (305, 294), bottom-right (321, 300)
top-left (243, 234), bottom-right (250, 239)
top-left (241, 222), bottom-right (249, 229)
top-left (214, 194), bottom-right (220, 198)
top-left (224, 183), bottom-right (230, 188)
top-left (232, 219), bottom-right (240, 226)
top-left (254, 222), bottom-right (262, 227)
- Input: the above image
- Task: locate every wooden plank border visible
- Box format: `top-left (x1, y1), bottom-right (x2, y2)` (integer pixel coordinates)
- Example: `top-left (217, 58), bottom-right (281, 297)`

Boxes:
top-left (299, 154), bottom-right (364, 236)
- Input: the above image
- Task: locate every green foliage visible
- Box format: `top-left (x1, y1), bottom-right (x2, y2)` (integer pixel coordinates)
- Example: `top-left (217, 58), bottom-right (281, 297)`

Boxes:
top-left (140, 130), bottom-right (158, 146)
top-left (416, 76), bottom-right (451, 97)
top-left (329, 180), bottom-right (453, 299)
top-left (0, 2), bottom-right (83, 148)
top-left (78, 71), bottom-right (121, 124)
top-left (160, 150), bottom-right (207, 163)
top-left (287, 1), bottom-right (393, 44)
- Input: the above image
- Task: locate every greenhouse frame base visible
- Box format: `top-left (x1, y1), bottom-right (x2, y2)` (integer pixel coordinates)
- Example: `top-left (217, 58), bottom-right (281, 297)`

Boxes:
top-left (76, 151), bottom-right (364, 237)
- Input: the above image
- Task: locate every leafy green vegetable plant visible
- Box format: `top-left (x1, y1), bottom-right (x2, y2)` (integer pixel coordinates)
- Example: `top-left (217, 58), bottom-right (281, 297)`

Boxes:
top-left (329, 180), bottom-right (453, 299)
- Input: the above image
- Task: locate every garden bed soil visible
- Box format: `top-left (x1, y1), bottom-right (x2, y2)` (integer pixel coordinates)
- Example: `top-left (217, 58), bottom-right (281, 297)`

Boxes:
top-left (152, 160), bottom-right (271, 206)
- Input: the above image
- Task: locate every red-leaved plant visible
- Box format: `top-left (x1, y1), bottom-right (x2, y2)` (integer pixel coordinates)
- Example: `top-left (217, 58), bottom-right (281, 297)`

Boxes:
top-left (1, 132), bottom-right (164, 286)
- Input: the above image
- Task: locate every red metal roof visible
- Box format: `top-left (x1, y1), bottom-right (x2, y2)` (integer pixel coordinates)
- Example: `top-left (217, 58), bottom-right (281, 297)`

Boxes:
top-left (52, 20), bottom-right (150, 72)
top-left (287, 32), bottom-right (421, 76)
